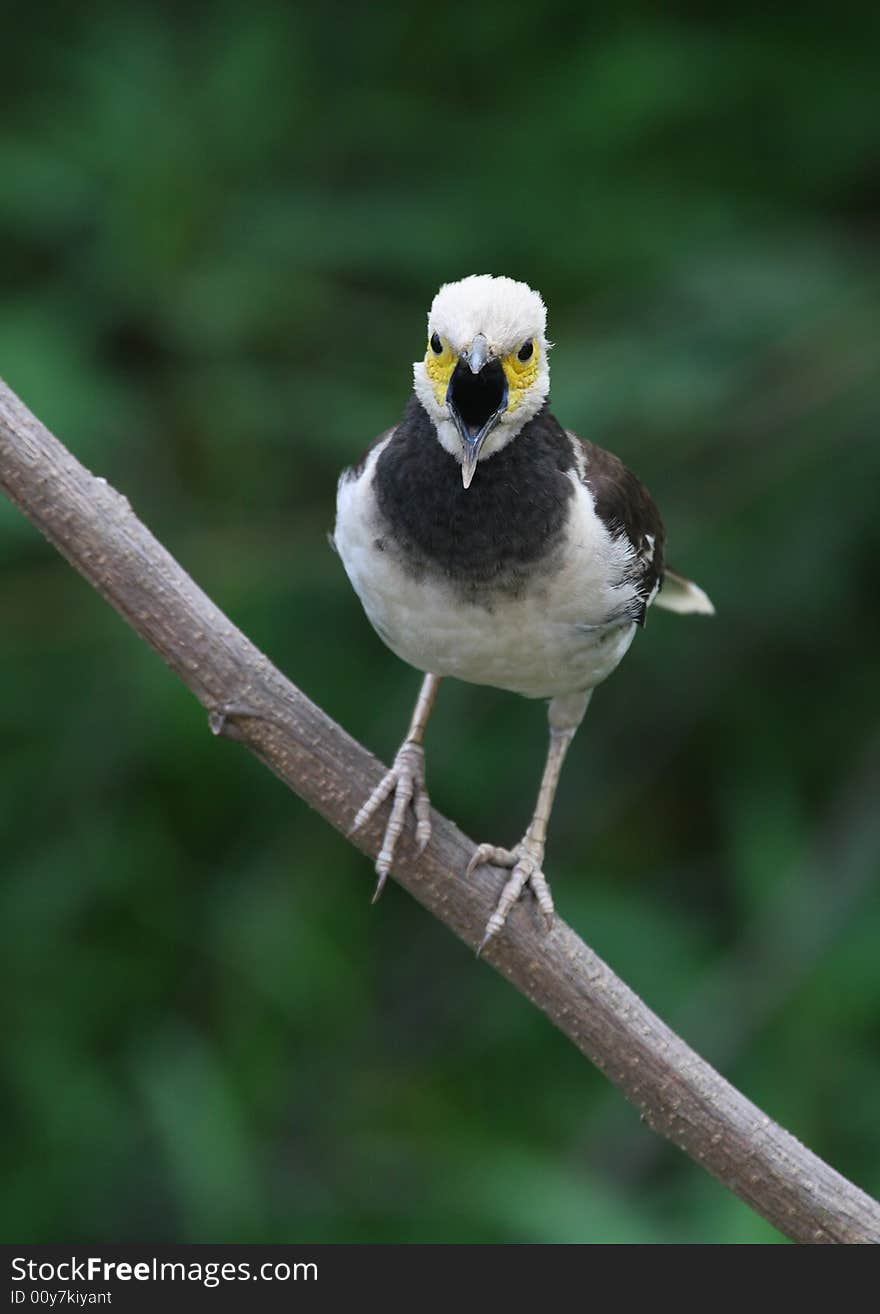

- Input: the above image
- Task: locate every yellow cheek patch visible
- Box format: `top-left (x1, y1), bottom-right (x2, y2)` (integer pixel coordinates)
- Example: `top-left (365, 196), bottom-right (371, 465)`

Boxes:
top-left (424, 339), bottom-right (456, 407)
top-left (502, 343), bottom-right (540, 412)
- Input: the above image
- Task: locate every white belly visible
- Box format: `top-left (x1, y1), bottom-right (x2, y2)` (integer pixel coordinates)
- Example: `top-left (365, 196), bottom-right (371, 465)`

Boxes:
top-left (369, 579), bottom-right (635, 697)
top-left (335, 441), bottom-right (639, 699)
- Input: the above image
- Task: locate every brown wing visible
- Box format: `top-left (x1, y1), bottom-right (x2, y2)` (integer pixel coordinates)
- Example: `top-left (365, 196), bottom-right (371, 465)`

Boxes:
top-left (572, 433), bottom-right (666, 626)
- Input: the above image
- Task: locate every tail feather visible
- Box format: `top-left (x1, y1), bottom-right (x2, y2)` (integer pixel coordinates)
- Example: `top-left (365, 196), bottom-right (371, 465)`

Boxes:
top-left (654, 568), bottom-right (715, 616)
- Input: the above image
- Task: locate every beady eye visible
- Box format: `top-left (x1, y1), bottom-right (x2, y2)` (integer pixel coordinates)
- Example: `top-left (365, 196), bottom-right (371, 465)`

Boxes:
top-left (517, 339), bottom-right (534, 362)
top-left (430, 332), bottom-right (443, 354)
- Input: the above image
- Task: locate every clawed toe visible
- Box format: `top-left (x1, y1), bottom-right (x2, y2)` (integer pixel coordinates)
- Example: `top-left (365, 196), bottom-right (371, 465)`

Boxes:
top-left (351, 740), bottom-right (432, 900)
top-left (467, 840), bottom-right (555, 953)
top-left (465, 843), bottom-right (515, 880)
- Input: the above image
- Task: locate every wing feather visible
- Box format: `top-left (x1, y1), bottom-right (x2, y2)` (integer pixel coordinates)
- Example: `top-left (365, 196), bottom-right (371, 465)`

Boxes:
top-left (569, 433), bottom-right (665, 625)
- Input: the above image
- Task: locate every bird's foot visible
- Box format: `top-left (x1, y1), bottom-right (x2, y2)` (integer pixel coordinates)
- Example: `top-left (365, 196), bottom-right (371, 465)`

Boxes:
top-left (466, 837), bottom-right (554, 954)
top-left (351, 740), bottom-right (431, 902)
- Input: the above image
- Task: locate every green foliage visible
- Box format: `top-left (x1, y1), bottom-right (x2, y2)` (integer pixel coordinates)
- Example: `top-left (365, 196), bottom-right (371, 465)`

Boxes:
top-left (2, 3), bottom-right (879, 1243)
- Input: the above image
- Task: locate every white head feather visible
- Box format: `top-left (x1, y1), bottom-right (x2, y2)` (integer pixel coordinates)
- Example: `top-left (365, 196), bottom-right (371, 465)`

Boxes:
top-left (413, 274), bottom-right (551, 465)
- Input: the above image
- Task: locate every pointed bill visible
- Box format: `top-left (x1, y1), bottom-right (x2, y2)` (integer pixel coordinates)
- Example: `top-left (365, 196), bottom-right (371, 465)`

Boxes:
top-left (446, 353), bottom-right (509, 491)
top-left (461, 437), bottom-right (481, 489)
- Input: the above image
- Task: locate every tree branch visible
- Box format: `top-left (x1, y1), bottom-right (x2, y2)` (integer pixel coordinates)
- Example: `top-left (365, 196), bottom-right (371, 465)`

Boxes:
top-left (1, 377), bottom-right (877, 1245)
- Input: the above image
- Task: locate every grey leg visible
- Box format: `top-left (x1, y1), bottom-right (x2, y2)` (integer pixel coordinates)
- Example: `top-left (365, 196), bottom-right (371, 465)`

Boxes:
top-left (351, 673), bottom-right (441, 901)
top-left (467, 690), bottom-right (591, 952)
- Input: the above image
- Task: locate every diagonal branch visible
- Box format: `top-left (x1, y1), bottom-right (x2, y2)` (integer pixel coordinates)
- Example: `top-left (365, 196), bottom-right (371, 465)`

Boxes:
top-left (1, 376), bottom-right (877, 1245)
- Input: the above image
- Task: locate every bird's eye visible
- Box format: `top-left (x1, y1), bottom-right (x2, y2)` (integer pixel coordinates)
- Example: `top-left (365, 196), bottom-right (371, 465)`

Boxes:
top-left (430, 332), bottom-right (443, 355)
top-left (517, 339), bottom-right (534, 362)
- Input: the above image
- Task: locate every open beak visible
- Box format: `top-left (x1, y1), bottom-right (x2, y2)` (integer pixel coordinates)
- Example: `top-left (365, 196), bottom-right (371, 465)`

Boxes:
top-left (446, 335), bottom-right (508, 490)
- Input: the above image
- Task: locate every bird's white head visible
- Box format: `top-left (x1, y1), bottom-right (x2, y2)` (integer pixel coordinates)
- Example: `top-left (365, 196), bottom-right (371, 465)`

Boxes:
top-left (413, 274), bottom-right (551, 488)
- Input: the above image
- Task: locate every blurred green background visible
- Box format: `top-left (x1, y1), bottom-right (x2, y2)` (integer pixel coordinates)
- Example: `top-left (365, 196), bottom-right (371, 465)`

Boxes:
top-left (2, 4), bottom-right (879, 1244)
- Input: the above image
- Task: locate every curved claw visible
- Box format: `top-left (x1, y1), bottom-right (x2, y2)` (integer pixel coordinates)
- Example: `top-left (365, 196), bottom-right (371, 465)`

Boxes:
top-left (371, 869), bottom-right (390, 904)
top-left (466, 842), bottom-right (515, 880)
top-left (351, 740), bottom-right (432, 900)
top-left (467, 839), bottom-right (555, 949)
top-left (476, 928), bottom-right (494, 958)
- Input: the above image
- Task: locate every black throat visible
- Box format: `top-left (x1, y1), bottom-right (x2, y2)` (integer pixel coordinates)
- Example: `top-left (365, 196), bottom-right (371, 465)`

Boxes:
top-left (373, 395), bottom-right (574, 594)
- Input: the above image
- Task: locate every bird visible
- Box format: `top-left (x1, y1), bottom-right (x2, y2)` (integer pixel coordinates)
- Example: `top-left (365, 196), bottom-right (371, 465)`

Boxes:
top-left (333, 274), bottom-right (713, 953)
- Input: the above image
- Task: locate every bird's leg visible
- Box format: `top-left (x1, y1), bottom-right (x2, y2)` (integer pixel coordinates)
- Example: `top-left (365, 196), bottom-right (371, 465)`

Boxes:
top-left (351, 673), bottom-right (441, 902)
top-left (468, 729), bottom-right (574, 949)
top-left (468, 690), bottom-right (591, 953)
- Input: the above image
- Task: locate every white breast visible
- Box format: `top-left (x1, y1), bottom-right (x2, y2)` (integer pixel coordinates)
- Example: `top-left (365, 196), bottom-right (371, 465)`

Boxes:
top-left (334, 444), bottom-right (639, 699)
